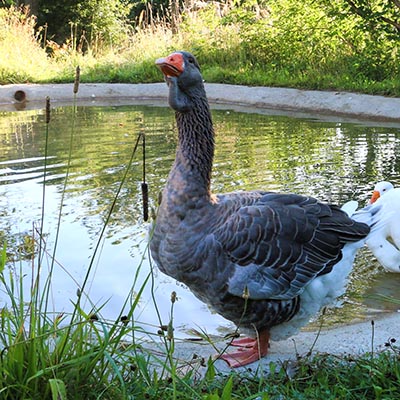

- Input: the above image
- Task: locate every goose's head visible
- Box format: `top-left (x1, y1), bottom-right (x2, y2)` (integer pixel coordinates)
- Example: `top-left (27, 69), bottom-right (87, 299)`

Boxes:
top-left (155, 51), bottom-right (203, 91)
top-left (369, 181), bottom-right (394, 204)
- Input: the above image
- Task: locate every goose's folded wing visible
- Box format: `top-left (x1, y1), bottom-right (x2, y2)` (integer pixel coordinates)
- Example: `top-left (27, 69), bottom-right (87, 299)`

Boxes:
top-left (214, 193), bottom-right (367, 300)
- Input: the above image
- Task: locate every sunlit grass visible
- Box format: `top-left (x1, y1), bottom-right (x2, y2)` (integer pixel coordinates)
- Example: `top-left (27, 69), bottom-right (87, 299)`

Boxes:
top-left (0, 7), bottom-right (56, 84)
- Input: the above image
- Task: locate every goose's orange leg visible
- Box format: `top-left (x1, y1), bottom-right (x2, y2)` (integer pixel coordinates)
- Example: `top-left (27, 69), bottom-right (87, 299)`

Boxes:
top-left (218, 330), bottom-right (270, 368)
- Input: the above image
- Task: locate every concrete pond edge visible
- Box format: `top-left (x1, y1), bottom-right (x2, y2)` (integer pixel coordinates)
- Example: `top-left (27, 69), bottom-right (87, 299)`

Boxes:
top-left (1, 82), bottom-right (400, 124)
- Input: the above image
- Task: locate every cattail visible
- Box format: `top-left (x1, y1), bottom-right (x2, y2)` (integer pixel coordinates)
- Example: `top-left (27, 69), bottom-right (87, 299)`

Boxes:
top-left (141, 132), bottom-right (148, 221)
top-left (45, 96), bottom-right (51, 124)
top-left (171, 291), bottom-right (177, 303)
top-left (242, 285), bottom-right (250, 300)
top-left (74, 66), bottom-right (80, 94)
top-left (141, 182), bottom-right (149, 221)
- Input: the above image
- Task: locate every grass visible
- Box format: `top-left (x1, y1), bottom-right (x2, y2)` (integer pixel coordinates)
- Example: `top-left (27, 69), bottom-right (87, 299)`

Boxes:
top-left (0, 7), bottom-right (57, 83)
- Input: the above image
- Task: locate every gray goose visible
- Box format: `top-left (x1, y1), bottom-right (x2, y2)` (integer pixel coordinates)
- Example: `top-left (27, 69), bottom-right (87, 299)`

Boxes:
top-left (150, 51), bottom-right (373, 368)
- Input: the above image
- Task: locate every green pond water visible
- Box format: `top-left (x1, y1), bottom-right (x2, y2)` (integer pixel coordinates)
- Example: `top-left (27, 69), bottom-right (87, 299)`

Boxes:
top-left (1, 102), bottom-right (400, 337)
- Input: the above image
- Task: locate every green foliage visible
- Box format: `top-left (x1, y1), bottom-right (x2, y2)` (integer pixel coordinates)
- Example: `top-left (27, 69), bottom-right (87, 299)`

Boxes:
top-left (218, 0), bottom-right (399, 83)
top-left (38, 0), bottom-right (133, 52)
top-left (0, 243), bottom-right (6, 274)
top-left (48, 379), bottom-right (67, 400)
top-left (325, 0), bottom-right (400, 40)
top-left (73, 0), bottom-right (133, 51)
top-left (316, 0), bottom-right (400, 80)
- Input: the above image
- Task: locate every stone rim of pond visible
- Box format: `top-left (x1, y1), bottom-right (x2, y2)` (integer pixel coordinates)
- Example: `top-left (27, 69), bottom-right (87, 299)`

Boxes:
top-left (0, 83), bottom-right (400, 124)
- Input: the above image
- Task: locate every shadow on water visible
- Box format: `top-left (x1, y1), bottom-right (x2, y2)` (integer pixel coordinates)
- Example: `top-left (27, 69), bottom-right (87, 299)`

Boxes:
top-left (0, 102), bottom-right (400, 336)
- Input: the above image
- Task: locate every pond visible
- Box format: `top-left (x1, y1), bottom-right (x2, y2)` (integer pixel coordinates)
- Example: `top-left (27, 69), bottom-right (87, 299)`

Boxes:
top-left (1, 101), bottom-right (400, 338)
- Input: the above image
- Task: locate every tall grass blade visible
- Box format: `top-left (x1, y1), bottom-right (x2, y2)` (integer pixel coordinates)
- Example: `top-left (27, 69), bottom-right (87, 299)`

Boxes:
top-left (221, 375), bottom-right (233, 400)
top-left (0, 242), bottom-right (6, 273)
top-left (48, 379), bottom-right (67, 400)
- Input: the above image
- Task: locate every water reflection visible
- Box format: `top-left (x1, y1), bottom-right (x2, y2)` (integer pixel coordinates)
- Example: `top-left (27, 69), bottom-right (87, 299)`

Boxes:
top-left (0, 104), bottom-right (400, 337)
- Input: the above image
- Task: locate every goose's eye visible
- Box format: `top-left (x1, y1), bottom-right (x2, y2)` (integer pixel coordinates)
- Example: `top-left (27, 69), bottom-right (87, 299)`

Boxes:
top-left (188, 57), bottom-right (195, 64)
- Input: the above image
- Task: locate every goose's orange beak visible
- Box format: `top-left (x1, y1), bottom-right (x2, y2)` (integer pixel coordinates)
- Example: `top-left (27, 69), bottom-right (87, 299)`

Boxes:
top-left (369, 190), bottom-right (380, 204)
top-left (155, 53), bottom-right (184, 77)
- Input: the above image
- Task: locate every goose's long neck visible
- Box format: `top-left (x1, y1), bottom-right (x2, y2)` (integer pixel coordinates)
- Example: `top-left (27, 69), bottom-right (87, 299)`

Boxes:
top-left (171, 96), bottom-right (215, 199)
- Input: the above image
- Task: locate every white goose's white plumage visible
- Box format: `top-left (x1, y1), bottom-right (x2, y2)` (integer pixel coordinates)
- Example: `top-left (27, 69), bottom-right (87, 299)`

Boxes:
top-left (363, 181), bottom-right (400, 272)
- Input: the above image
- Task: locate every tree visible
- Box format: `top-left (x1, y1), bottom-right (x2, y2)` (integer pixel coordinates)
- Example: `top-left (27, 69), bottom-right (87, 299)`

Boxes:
top-left (346, 0), bottom-right (400, 35)
top-left (320, 0), bottom-right (400, 39)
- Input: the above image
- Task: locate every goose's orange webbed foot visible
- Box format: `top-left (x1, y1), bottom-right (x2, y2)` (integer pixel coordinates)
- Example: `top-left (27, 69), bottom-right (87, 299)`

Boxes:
top-left (218, 331), bottom-right (270, 368)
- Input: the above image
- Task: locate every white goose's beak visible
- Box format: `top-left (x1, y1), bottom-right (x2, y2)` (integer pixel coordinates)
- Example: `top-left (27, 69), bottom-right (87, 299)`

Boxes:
top-left (369, 190), bottom-right (380, 204)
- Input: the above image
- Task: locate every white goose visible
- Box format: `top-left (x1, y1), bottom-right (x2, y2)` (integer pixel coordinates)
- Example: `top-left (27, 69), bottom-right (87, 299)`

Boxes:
top-left (364, 181), bottom-right (400, 272)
